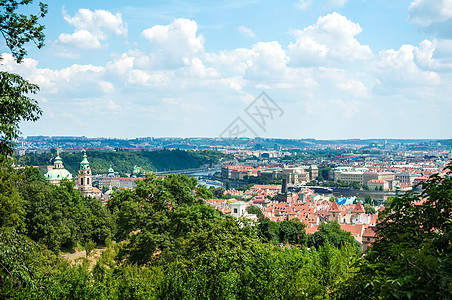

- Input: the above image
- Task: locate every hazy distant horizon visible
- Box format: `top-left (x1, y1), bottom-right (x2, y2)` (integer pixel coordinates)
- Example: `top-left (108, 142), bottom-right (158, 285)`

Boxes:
top-left (19, 135), bottom-right (452, 142)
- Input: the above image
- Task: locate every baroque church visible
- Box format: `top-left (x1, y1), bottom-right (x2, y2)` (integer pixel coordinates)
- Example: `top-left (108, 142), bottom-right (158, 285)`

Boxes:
top-left (44, 151), bottom-right (72, 185)
top-left (45, 150), bottom-right (99, 198)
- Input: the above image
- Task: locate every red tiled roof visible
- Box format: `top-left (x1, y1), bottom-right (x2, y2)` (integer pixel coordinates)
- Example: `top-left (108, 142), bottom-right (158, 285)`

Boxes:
top-left (330, 201), bottom-right (340, 213)
top-left (363, 226), bottom-right (377, 238)
top-left (352, 202), bottom-right (365, 213)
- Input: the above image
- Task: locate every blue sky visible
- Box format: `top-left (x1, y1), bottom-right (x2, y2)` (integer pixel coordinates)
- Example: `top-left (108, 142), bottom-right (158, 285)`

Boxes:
top-left (2, 0), bottom-right (452, 139)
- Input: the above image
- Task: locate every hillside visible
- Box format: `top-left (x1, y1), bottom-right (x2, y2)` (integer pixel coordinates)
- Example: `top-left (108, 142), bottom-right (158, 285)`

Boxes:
top-left (16, 149), bottom-right (234, 175)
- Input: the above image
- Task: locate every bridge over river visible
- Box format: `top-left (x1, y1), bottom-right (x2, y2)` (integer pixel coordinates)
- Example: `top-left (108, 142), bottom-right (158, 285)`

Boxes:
top-left (155, 166), bottom-right (220, 176)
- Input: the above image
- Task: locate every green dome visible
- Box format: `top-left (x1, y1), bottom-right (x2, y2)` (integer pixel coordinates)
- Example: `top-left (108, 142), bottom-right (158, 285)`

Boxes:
top-left (45, 169), bottom-right (73, 180)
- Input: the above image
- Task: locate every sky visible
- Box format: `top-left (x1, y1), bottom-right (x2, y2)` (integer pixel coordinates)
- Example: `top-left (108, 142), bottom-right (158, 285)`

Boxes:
top-left (1, 0), bottom-right (452, 140)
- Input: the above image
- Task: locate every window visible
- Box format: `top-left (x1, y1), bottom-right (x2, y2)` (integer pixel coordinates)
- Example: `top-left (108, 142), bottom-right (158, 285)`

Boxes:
top-left (81, 178), bottom-right (84, 185)
top-left (234, 208), bottom-right (238, 213)
top-left (87, 178), bottom-right (89, 185)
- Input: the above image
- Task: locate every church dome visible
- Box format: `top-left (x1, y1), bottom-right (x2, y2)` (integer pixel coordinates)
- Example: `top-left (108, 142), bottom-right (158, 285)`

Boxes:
top-left (45, 152), bottom-right (73, 183)
top-left (45, 168), bottom-right (73, 181)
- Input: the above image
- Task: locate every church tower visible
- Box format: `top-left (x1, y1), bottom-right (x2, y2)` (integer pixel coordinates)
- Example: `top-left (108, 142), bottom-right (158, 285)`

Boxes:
top-left (78, 150), bottom-right (93, 196)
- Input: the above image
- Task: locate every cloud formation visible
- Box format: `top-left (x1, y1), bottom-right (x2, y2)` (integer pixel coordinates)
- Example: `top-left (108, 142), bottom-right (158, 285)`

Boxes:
top-left (408, 0), bottom-right (452, 26)
top-left (1, 8), bottom-right (452, 138)
top-left (57, 8), bottom-right (127, 49)
top-left (287, 13), bottom-right (372, 66)
top-left (238, 26), bottom-right (256, 38)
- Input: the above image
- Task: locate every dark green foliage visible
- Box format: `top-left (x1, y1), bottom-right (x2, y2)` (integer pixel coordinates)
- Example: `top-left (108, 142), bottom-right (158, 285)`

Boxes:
top-left (159, 217), bottom-right (357, 299)
top-left (339, 163), bottom-right (452, 299)
top-left (18, 167), bottom-right (114, 252)
top-left (318, 166), bottom-right (331, 181)
top-left (256, 217), bottom-right (307, 246)
top-left (209, 186), bottom-right (231, 199)
top-left (242, 174), bottom-right (282, 185)
top-left (0, 0), bottom-right (47, 62)
top-left (0, 72), bottom-right (41, 156)
top-left (257, 217), bottom-right (281, 243)
top-left (308, 222), bottom-right (360, 252)
top-left (363, 203), bottom-right (376, 214)
top-left (247, 205), bottom-right (264, 219)
top-left (0, 228), bottom-right (57, 299)
top-left (278, 219), bottom-right (307, 246)
top-left (0, 156), bottom-right (25, 230)
top-left (110, 174), bottom-right (220, 264)
top-left (321, 180), bottom-right (362, 189)
top-left (17, 149), bottom-right (230, 175)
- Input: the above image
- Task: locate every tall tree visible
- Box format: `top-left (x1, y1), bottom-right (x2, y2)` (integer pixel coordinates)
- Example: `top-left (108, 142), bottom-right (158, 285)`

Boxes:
top-left (0, 0), bottom-right (47, 156)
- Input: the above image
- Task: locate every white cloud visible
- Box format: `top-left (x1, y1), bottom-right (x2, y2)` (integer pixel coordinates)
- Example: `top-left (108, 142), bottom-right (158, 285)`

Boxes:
top-left (142, 18), bottom-right (204, 68)
top-left (64, 8), bottom-right (127, 37)
top-left (244, 41), bottom-right (290, 80)
top-left (58, 8), bottom-right (127, 49)
top-left (287, 12), bottom-right (372, 66)
top-left (238, 26), bottom-right (256, 38)
top-left (375, 44), bottom-right (441, 95)
top-left (58, 30), bottom-right (101, 49)
top-left (408, 0), bottom-right (452, 26)
top-left (0, 53), bottom-right (107, 97)
top-left (414, 39), bottom-right (452, 71)
top-left (6, 9), bottom-right (452, 138)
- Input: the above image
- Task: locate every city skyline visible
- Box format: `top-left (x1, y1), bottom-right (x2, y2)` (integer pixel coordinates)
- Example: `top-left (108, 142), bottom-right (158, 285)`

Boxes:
top-left (1, 0), bottom-right (452, 139)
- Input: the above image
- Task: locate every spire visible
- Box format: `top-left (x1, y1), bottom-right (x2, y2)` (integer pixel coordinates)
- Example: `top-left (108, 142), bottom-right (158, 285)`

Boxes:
top-left (54, 148), bottom-right (63, 169)
top-left (80, 150), bottom-right (90, 170)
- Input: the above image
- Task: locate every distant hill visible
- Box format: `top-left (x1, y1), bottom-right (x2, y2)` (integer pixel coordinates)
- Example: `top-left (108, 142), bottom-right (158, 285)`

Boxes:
top-left (438, 139), bottom-right (452, 146)
top-left (16, 149), bottom-right (234, 176)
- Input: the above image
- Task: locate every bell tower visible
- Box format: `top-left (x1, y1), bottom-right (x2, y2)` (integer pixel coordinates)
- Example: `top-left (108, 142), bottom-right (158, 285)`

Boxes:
top-left (78, 150), bottom-right (93, 196)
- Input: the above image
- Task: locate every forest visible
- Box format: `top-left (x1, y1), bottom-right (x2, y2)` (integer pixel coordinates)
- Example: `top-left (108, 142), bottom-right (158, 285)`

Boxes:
top-left (1, 155), bottom-right (451, 299)
top-left (16, 149), bottom-right (234, 175)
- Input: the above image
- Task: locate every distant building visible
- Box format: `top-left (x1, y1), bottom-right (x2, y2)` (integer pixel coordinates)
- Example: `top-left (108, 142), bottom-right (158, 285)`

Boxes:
top-left (231, 201), bottom-right (248, 218)
top-left (44, 152), bottom-right (73, 186)
top-left (334, 171), bottom-right (364, 184)
top-left (395, 172), bottom-right (420, 185)
top-left (230, 201), bottom-right (258, 221)
top-left (367, 179), bottom-right (389, 191)
top-left (362, 226), bottom-right (377, 252)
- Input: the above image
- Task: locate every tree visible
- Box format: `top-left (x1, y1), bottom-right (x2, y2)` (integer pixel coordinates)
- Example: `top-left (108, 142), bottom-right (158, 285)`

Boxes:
top-left (308, 221), bottom-right (360, 252)
top-left (0, 72), bottom-right (41, 155)
top-left (339, 163), bottom-right (452, 299)
top-left (246, 205), bottom-right (264, 219)
top-left (0, 1), bottom-right (47, 62)
top-left (18, 168), bottom-right (114, 252)
top-left (0, 1), bottom-right (48, 156)
top-left (0, 156), bottom-right (25, 230)
top-left (278, 219), bottom-right (307, 246)
top-left (256, 217), bottom-right (280, 244)
top-left (363, 203), bottom-right (376, 214)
